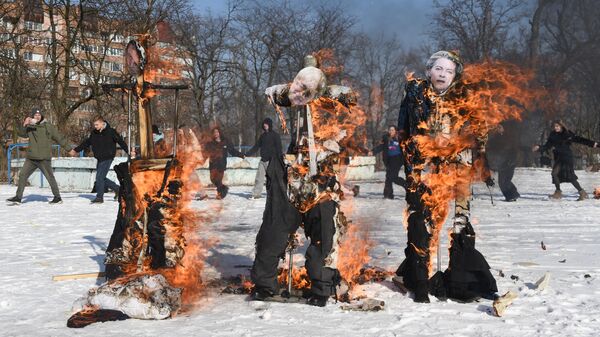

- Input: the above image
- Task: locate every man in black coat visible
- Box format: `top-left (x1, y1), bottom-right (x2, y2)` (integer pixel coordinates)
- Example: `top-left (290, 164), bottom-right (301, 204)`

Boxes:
top-left (245, 118), bottom-right (282, 199)
top-left (372, 125), bottom-right (406, 199)
top-left (205, 127), bottom-right (245, 199)
top-left (71, 115), bottom-right (129, 203)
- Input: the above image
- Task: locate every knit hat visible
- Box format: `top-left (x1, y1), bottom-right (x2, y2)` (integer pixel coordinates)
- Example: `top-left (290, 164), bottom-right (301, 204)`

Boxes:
top-left (30, 108), bottom-right (43, 118)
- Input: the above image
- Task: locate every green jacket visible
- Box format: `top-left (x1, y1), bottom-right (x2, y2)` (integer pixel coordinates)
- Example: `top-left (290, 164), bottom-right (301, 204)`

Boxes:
top-left (17, 120), bottom-right (71, 160)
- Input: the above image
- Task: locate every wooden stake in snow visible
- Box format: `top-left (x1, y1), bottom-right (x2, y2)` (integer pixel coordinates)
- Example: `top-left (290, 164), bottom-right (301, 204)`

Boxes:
top-left (52, 272), bottom-right (105, 281)
top-left (534, 272), bottom-right (551, 292)
top-left (493, 290), bottom-right (518, 317)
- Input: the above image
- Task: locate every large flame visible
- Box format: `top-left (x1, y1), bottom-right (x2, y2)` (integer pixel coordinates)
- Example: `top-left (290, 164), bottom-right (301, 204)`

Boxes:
top-left (124, 129), bottom-right (211, 308)
top-left (309, 97), bottom-right (368, 150)
top-left (336, 222), bottom-right (372, 288)
top-left (308, 96), bottom-right (371, 290)
top-left (407, 60), bottom-right (548, 274)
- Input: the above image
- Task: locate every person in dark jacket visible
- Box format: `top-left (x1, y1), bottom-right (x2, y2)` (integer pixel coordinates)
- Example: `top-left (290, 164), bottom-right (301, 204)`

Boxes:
top-left (372, 125), bottom-right (406, 199)
top-left (486, 121), bottom-right (520, 201)
top-left (244, 118), bottom-right (282, 199)
top-left (7, 108), bottom-right (74, 205)
top-left (204, 127), bottom-right (245, 199)
top-left (533, 120), bottom-right (598, 200)
top-left (72, 115), bottom-right (129, 203)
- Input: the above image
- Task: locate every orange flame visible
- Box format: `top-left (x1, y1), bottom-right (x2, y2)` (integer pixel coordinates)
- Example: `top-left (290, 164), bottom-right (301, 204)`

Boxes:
top-left (120, 129), bottom-right (212, 308)
top-left (277, 266), bottom-right (311, 290)
top-left (313, 49), bottom-right (344, 77)
top-left (337, 223), bottom-right (372, 288)
top-left (138, 33), bottom-right (186, 85)
top-left (406, 60), bottom-right (549, 274)
top-left (308, 96), bottom-right (368, 155)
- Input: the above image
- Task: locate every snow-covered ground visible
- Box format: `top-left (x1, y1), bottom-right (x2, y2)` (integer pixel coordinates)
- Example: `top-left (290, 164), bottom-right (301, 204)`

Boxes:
top-left (1, 168), bottom-right (599, 337)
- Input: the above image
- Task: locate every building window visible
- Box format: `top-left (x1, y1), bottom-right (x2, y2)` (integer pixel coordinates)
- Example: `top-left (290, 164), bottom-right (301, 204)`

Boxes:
top-left (1, 49), bottom-right (16, 59)
top-left (113, 34), bottom-right (124, 43)
top-left (82, 59), bottom-right (97, 68)
top-left (1, 20), bottom-right (14, 30)
top-left (79, 74), bottom-right (91, 85)
top-left (0, 33), bottom-right (14, 42)
top-left (81, 44), bottom-right (98, 53)
top-left (108, 47), bottom-right (123, 56)
top-left (24, 21), bottom-right (43, 31)
top-left (104, 61), bottom-right (122, 72)
top-left (23, 52), bottom-right (43, 62)
top-left (112, 62), bottom-right (122, 72)
top-left (69, 70), bottom-right (78, 80)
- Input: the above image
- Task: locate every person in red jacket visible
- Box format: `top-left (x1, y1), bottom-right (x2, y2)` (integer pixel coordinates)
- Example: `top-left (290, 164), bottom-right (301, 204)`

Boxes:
top-left (204, 127), bottom-right (245, 199)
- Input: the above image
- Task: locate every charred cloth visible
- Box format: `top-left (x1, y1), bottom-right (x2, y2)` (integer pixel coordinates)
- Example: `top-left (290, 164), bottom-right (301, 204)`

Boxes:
top-left (69, 274), bottom-right (182, 327)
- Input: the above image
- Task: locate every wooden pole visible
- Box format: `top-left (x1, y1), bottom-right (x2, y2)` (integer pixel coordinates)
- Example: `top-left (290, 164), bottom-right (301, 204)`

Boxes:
top-left (137, 75), bottom-right (154, 159)
top-left (306, 105), bottom-right (317, 176)
top-left (52, 272), bottom-right (106, 281)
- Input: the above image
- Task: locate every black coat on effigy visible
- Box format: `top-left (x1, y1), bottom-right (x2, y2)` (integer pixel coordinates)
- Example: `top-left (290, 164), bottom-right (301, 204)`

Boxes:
top-left (539, 130), bottom-right (596, 183)
top-left (395, 78), bottom-right (497, 301)
top-left (250, 157), bottom-right (341, 297)
top-left (251, 157), bottom-right (302, 294)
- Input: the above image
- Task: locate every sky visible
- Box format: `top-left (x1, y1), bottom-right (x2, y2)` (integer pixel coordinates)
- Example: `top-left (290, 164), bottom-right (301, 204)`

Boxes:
top-left (190, 0), bottom-right (436, 48)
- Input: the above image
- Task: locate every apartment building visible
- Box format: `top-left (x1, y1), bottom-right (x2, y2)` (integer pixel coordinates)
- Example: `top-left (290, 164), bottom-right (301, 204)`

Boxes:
top-left (0, 0), bottom-right (192, 130)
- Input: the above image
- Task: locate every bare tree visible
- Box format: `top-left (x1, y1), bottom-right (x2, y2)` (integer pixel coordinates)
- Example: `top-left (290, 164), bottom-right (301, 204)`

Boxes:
top-left (539, 0), bottom-right (600, 163)
top-left (171, 1), bottom-right (240, 128)
top-left (431, 0), bottom-right (525, 62)
top-left (0, 1), bottom-right (46, 138)
top-left (350, 33), bottom-right (407, 149)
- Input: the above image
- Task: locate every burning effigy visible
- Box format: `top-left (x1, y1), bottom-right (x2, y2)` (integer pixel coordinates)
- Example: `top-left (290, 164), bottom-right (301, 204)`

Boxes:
top-left (393, 50), bottom-right (545, 304)
top-left (250, 54), bottom-right (371, 307)
top-left (68, 35), bottom-right (207, 328)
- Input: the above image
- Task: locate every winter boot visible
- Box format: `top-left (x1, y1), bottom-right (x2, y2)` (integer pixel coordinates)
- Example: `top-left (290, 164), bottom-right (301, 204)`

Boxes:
top-left (49, 197), bottom-right (63, 204)
top-left (307, 294), bottom-right (329, 307)
top-left (220, 185), bottom-right (229, 199)
top-left (549, 190), bottom-right (562, 199)
top-left (413, 280), bottom-right (430, 303)
top-left (91, 197), bottom-right (104, 204)
top-left (250, 288), bottom-right (273, 301)
top-left (6, 196), bottom-right (21, 204)
top-left (577, 190), bottom-right (588, 201)
top-left (352, 185), bottom-right (360, 197)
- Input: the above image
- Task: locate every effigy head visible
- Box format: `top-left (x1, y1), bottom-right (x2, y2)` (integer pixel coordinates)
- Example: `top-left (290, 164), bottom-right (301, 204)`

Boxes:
top-left (425, 50), bottom-right (463, 93)
top-left (289, 66), bottom-right (327, 106)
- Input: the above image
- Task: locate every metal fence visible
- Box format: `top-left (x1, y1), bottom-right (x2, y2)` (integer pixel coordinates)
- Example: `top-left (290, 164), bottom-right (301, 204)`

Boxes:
top-left (6, 143), bottom-right (84, 186)
top-left (6, 144), bottom-right (252, 186)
